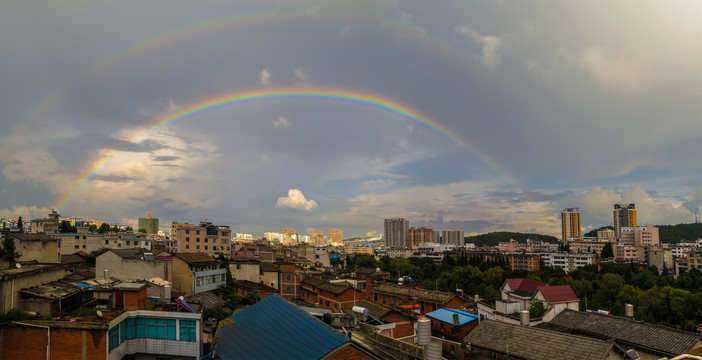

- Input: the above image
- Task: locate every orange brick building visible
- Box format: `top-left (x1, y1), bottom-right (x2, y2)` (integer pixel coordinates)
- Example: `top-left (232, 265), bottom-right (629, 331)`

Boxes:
top-left (373, 283), bottom-right (473, 315)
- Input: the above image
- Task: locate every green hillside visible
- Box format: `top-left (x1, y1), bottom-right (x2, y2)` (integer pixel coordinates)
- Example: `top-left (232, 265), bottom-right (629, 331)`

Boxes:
top-left (465, 232), bottom-right (559, 247)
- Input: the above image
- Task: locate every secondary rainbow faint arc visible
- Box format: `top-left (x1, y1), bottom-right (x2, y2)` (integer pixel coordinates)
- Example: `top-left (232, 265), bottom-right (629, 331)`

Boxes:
top-left (54, 87), bottom-right (516, 211)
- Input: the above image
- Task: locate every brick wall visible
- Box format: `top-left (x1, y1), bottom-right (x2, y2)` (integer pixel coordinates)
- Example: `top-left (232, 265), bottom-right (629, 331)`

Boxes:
top-left (327, 345), bottom-right (375, 360)
top-left (1, 326), bottom-right (107, 360)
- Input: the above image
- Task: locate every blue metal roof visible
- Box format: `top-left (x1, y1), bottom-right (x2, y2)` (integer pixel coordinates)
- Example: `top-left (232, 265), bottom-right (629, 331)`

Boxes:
top-left (215, 295), bottom-right (349, 360)
top-left (426, 308), bottom-right (478, 326)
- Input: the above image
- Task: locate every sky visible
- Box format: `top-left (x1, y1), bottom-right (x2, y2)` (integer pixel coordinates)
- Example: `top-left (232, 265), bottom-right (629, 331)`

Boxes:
top-left (2, 0), bottom-right (702, 238)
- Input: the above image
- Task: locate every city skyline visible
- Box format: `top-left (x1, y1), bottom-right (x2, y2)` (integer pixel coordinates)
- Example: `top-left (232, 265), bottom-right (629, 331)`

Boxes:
top-left (2, 1), bottom-right (702, 237)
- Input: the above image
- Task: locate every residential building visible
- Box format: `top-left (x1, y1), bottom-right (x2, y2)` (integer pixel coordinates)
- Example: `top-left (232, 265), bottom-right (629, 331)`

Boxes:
top-left (507, 253), bottom-right (541, 271)
top-left (385, 247), bottom-right (413, 258)
top-left (137, 214), bottom-right (159, 234)
top-left (598, 228), bottom-right (616, 241)
top-left (688, 250), bottom-right (702, 271)
top-left (637, 246), bottom-right (672, 270)
top-left (29, 209), bottom-right (60, 234)
top-left (277, 262), bottom-right (302, 299)
top-left (408, 226), bottom-right (433, 247)
top-left (213, 295), bottom-right (382, 360)
top-left (614, 244), bottom-right (639, 261)
top-left (172, 253), bottom-right (226, 296)
top-left (426, 308), bottom-right (479, 342)
top-left (231, 280), bottom-right (277, 299)
top-left (95, 248), bottom-right (171, 282)
top-left (543, 309), bottom-right (702, 359)
top-left (373, 283), bottom-right (473, 315)
top-left (0, 264), bottom-right (67, 313)
top-left (442, 229), bottom-right (465, 247)
top-left (464, 320), bottom-right (623, 360)
top-left (282, 227), bottom-right (296, 236)
top-left (5, 232), bottom-right (60, 263)
top-left (328, 229), bottom-right (343, 244)
top-left (540, 252), bottom-right (596, 272)
top-left (52, 228), bottom-right (152, 253)
top-left (384, 218), bottom-right (409, 248)
top-left (172, 220), bottom-right (231, 257)
top-left (613, 203), bottom-right (637, 238)
top-left (343, 298), bottom-right (417, 338)
top-left (569, 238), bottom-right (610, 255)
top-left (561, 207), bottom-right (582, 245)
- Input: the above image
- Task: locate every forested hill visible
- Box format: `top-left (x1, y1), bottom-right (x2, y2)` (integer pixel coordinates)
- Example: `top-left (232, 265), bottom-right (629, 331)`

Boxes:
top-left (465, 232), bottom-right (559, 247)
top-left (585, 223), bottom-right (702, 243)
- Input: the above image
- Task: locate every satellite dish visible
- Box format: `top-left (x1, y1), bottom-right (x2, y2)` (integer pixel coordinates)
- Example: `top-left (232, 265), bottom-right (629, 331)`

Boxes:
top-left (96, 310), bottom-right (103, 317)
top-left (15, 263), bottom-right (21, 269)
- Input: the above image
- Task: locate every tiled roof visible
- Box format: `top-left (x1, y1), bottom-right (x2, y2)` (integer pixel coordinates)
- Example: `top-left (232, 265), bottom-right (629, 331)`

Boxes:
top-left (342, 298), bottom-right (416, 319)
top-left (231, 280), bottom-right (277, 292)
top-left (301, 277), bottom-right (328, 288)
top-left (318, 282), bottom-right (352, 295)
top-left (374, 283), bottom-right (455, 304)
top-left (427, 308), bottom-right (478, 326)
top-left (259, 262), bottom-right (279, 272)
top-left (535, 285), bottom-right (578, 302)
top-left (504, 278), bottom-right (547, 296)
top-left (215, 295), bottom-right (351, 359)
top-left (174, 252), bottom-right (219, 265)
top-left (464, 320), bottom-right (615, 360)
top-left (185, 291), bottom-right (226, 310)
top-left (546, 309), bottom-right (701, 356)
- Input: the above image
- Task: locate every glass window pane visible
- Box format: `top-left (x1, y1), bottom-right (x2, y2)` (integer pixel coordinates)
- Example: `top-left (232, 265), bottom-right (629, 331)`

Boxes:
top-left (147, 325), bottom-right (157, 338)
top-left (167, 325), bottom-right (177, 340)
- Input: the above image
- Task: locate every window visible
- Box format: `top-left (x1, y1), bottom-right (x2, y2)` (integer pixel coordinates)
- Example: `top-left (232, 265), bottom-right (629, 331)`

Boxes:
top-left (286, 285), bottom-right (291, 291)
top-left (186, 230), bottom-right (190, 234)
top-left (197, 277), bottom-right (204, 286)
top-left (204, 246), bottom-right (208, 250)
top-left (286, 275), bottom-right (291, 281)
top-left (196, 238), bottom-right (200, 242)
top-left (180, 320), bottom-right (196, 341)
top-left (196, 245), bottom-right (200, 250)
top-left (75, 236), bottom-right (79, 239)
top-left (126, 241), bottom-right (130, 245)
top-left (105, 240), bottom-right (109, 245)
top-left (186, 237), bottom-right (190, 242)
top-left (185, 244), bottom-right (189, 249)
top-left (109, 326), bottom-right (120, 351)
top-left (196, 230), bottom-right (200, 235)
top-left (82, 245), bottom-right (86, 249)
top-left (236, 264), bottom-right (241, 270)
top-left (221, 274), bottom-right (226, 282)
top-left (83, 236), bottom-right (86, 239)
top-left (75, 245), bottom-right (79, 249)
top-left (204, 238), bottom-right (208, 243)
top-left (213, 246), bottom-right (217, 250)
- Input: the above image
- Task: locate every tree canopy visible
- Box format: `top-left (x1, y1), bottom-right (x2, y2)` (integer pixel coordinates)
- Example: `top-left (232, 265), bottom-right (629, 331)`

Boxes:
top-left (465, 232), bottom-right (559, 247)
top-left (0, 233), bottom-right (20, 265)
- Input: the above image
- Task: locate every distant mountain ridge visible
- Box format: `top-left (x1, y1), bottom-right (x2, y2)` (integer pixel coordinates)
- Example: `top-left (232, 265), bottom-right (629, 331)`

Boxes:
top-left (465, 232), bottom-right (559, 247)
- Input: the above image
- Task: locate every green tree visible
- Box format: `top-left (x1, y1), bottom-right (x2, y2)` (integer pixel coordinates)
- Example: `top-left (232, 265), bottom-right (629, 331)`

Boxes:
top-left (203, 306), bottom-right (232, 321)
top-left (138, 228), bottom-right (147, 234)
top-left (244, 293), bottom-right (260, 305)
top-left (98, 223), bottom-right (111, 234)
top-left (528, 300), bottom-right (547, 318)
top-left (88, 224), bottom-right (98, 233)
top-left (125, 226), bottom-right (133, 232)
top-left (0, 233), bottom-right (20, 265)
top-left (17, 216), bottom-right (23, 232)
top-left (217, 253), bottom-right (233, 285)
top-left (84, 247), bottom-right (111, 265)
top-left (600, 242), bottom-right (614, 258)
top-left (59, 220), bottom-right (77, 233)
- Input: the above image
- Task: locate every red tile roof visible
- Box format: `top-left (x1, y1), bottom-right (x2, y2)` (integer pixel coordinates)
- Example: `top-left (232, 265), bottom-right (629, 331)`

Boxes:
top-left (504, 278), bottom-right (547, 295)
top-left (536, 285), bottom-right (578, 302)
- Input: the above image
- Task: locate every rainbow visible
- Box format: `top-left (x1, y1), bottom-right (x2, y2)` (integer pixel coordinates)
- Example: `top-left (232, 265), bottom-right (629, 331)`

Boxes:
top-left (54, 86), bottom-right (514, 211)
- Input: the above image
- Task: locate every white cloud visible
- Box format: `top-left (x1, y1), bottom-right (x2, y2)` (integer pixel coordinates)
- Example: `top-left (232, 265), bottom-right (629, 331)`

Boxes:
top-left (575, 47), bottom-right (651, 93)
top-left (0, 205), bottom-right (51, 220)
top-left (260, 68), bottom-right (272, 86)
top-left (276, 189), bottom-right (318, 211)
top-left (273, 116), bottom-right (291, 127)
top-left (361, 179), bottom-right (396, 189)
top-left (455, 26), bottom-right (504, 69)
top-left (294, 67), bottom-right (309, 82)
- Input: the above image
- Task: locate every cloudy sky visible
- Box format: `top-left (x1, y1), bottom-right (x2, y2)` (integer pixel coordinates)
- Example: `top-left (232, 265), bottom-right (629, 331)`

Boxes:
top-left (2, 1), bottom-right (702, 237)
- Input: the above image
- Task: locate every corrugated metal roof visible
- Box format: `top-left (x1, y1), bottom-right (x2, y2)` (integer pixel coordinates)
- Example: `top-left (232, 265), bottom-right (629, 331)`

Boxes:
top-left (215, 295), bottom-right (349, 360)
top-left (426, 308), bottom-right (478, 326)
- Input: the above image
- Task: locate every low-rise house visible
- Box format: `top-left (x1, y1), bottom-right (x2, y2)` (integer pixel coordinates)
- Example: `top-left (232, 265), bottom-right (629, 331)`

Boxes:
top-left (52, 228), bottom-right (152, 254)
top-left (540, 309), bottom-right (702, 359)
top-left (478, 278), bottom-right (579, 325)
top-left (373, 283), bottom-right (473, 314)
top-left (231, 279), bottom-right (277, 299)
top-left (317, 281), bottom-right (365, 311)
top-left (172, 253), bottom-right (226, 296)
top-left (5, 232), bottom-right (60, 263)
top-left (464, 320), bottom-right (624, 360)
top-left (0, 263), bottom-right (67, 313)
top-left (426, 308), bottom-right (479, 342)
top-left (96, 248), bottom-right (171, 282)
top-left (213, 295), bottom-right (382, 360)
top-left (343, 298), bottom-right (417, 338)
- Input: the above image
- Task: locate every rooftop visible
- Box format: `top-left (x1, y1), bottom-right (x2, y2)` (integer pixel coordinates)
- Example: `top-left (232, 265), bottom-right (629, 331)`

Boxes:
top-left (504, 278), bottom-right (548, 297)
top-left (174, 252), bottom-right (219, 265)
top-left (106, 248), bottom-right (156, 260)
top-left (426, 308), bottom-right (478, 326)
top-left (373, 283), bottom-right (456, 304)
top-left (464, 320), bottom-right (615, 360)
top-left (343, 298), bottom-right (416, 320)
top-left (215, 295), bottom-right (367, 360)
top-left (535, 285), bottom-right (579, 302)
top-left (543, 309), bottom-right (701, 356)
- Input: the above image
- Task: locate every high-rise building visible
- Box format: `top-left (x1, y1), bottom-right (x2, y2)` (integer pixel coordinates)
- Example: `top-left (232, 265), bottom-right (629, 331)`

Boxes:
top-left (442, 229), bottom-right (465, 247)
top-left (613, 204), bottom-right (637, 238)
top-left (408, 227), bottom-right (433, 247)
top-left (281, 228), bottom-right (296, 236)
top-left (138, 215), bottom-right (159, 234)
top-left (384, 218), bottom-right (409, 247)
top-left (328, 229), bottom-right (343, 244)
top-left (561, 208), bottom-right (582, 245)
top-left (309, 229), bottom-right (325, 245)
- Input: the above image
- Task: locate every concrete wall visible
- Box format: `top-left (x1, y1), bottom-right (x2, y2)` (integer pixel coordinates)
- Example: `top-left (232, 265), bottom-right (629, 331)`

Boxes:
top-left (171, 258), bottom-right (193, 295)
top-left (230, 262), bottom-right (260, 282)
top-left (1, 326), bottom-right (108, 360)
top-left (15, 238), bottom-right (60, 263)
top-left (96, 252), bottom-right (168, 281)
top-left (0, 266), bottom-right (66, 313)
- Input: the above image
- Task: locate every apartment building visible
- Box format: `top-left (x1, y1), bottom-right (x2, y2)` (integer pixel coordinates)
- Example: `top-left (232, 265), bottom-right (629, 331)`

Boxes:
top-left (539, 252), bottom-right (595, 272)
top-left (52, 228), bottom-right (152, 254)
top-left (172, 220), bottom-right (231, 257)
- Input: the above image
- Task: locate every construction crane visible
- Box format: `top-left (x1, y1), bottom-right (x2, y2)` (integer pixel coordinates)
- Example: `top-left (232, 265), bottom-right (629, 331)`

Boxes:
top-left (147, 212), bottom-right (154, 218)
